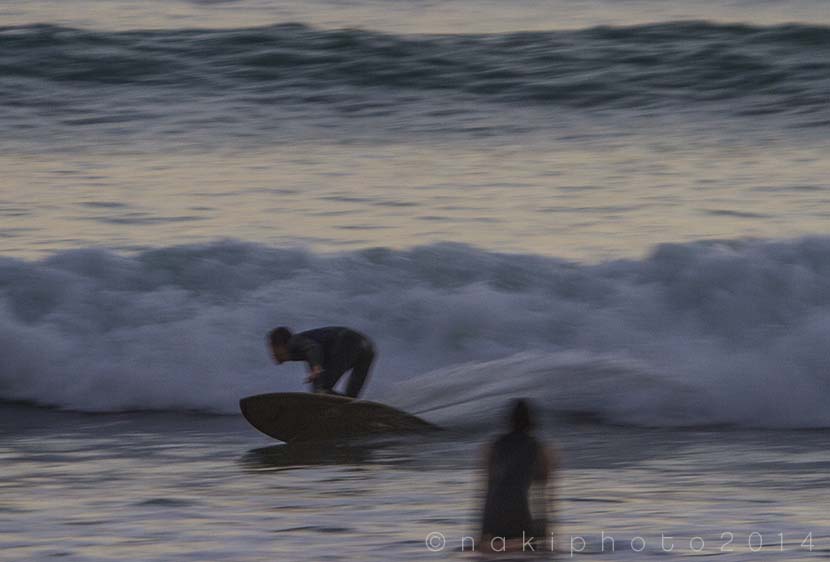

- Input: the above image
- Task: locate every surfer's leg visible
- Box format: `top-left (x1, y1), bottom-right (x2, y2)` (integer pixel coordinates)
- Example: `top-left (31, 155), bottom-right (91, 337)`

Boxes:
top-left (345, 344), bottom-right (375, 398)
top-left (319, 331), bottom-right (361, 394)
top-left (316, 363), bottom-right (347, 394)
top-left (315, 386), bottom-right (345, 396)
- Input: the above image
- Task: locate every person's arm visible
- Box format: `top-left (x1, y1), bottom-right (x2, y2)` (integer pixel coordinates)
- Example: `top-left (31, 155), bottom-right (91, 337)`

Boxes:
top-left (527, 442), bottom-right (555, 540)
top-left (536, 444), bottom-right (552, 483)
top-left (292, 337), bottom-right (324, 381)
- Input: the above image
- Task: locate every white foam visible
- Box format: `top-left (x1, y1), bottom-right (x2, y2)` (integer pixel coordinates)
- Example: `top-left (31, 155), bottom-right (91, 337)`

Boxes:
top-left (1, 237), bottom-right (829, 427)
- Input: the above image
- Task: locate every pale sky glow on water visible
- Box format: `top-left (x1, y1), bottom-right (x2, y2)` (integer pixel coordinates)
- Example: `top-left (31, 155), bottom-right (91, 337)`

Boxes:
top-left (3, 130), bottom-right (829, 260)
top-left (2, 1), bottom-right (829, 260)
top-left (3, 0), bottom-right (830, 32)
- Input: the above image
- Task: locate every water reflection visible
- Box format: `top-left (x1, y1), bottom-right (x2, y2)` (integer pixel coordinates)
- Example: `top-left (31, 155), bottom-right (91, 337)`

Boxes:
top-left (240, 442), bottom-right (378, 471)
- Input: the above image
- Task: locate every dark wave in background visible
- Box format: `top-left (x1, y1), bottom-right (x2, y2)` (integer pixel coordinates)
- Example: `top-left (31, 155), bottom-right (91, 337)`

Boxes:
top-left (1, 21), bottom-right (828, 145)
top-left (2, 236), bottom-right (830, 427)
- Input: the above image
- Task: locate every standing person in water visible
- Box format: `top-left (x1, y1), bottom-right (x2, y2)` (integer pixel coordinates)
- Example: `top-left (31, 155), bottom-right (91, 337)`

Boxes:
top-left (480, 399), bottom-right (556, 552)
top-left (268, 326), bottom-right (375, 398)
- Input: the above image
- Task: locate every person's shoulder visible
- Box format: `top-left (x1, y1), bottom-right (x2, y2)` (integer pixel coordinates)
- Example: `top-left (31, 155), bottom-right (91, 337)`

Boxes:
top-left (329, 326), bottom-right (369, 339)
top-left (288, 330), bottom-right (321, 345)
top-left (519, 432), bottom-right (547, 456)
top-left (493, 430), bottom-right (521, 448)
top-left (525, 432), bottom-right (547, 450)
top-left (295, 327), bottom-right (328, 338)
top-left (284, 334), bottom-right (304, 349)
top-left (345, 326), bottom-right (371, 339)
top-left (300, 326), bottom-right (346, 334)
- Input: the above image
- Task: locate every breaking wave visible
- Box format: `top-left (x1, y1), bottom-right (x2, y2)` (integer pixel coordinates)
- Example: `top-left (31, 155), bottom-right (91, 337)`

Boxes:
top-left (2, 237), bottom-right (830, 428)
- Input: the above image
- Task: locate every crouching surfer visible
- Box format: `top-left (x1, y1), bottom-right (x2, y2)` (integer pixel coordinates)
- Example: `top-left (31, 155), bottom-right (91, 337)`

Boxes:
top-left (268, 326), bottom-right (375, 398)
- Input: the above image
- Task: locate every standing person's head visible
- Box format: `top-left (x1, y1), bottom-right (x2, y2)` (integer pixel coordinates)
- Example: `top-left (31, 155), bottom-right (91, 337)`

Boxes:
top-left (509, 398), bottom-right (534, 433)
top-left (268, 327), bottom-right (293, 363)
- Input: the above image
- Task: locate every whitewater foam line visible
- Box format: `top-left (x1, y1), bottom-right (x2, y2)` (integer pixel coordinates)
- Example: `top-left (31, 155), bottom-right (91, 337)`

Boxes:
top-left (1, 237), bottom-right (830, 427)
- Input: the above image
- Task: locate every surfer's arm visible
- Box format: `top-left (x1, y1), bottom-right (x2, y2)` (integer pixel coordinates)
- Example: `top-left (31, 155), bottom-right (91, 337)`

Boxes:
top-left (535, 444), bottom-right (557, 484)
top-left (290, 337), bottom-right (324, 374)
top-left (306, 364), bottom-right (323, 382)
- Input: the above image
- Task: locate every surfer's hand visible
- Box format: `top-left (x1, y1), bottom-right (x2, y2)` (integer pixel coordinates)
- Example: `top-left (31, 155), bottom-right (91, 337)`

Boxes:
top-left (306, 366), bottom-right (322, 383)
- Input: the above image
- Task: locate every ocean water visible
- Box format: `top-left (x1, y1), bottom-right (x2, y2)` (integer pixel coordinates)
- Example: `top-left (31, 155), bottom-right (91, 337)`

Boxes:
top-left (2, 0), bottom-right (830, 560)
top-left (4, 406), bottom-right (830, 562)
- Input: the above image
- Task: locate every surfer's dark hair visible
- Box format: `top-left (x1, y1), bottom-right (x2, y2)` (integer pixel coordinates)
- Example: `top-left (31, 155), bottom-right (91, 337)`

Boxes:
top-left (269, 327), bottom-right (292, 347)
top-left (509, 399), bottom-right (534, 432)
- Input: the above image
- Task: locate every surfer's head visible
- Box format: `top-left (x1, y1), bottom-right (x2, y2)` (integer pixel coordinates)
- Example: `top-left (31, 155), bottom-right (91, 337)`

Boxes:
top-left (509, 398), bottom-right (534, 433)
top-left (268, 327), bottom-right (293, 363)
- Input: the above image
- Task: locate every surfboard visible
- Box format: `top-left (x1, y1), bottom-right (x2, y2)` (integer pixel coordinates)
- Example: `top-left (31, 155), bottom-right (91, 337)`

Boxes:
top-left (239, 392), bottom-right (440, 443)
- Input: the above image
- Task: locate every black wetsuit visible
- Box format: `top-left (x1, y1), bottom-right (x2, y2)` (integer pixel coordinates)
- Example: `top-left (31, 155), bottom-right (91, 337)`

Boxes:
top-left (481, 431), bottom-right (545, 539)
top-left (286, 326), bottom-right (375, 398)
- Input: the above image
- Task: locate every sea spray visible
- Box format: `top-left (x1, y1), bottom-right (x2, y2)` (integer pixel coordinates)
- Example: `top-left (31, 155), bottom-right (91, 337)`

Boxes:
top-left (2, 237), bottom-right (830, 427)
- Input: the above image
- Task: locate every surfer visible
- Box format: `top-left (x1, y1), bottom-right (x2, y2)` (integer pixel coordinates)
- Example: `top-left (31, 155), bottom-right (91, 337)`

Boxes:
top-left (480, 399), bottom-right (556, 551)
top-left (268, 326), bottom-right (375, 398)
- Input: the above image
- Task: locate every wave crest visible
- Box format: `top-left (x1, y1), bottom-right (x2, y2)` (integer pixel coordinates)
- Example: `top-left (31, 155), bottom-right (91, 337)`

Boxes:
top-left (1, 21), bottom-right (827, 126)
top-left (2, 237), bottom-right (830, 427)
